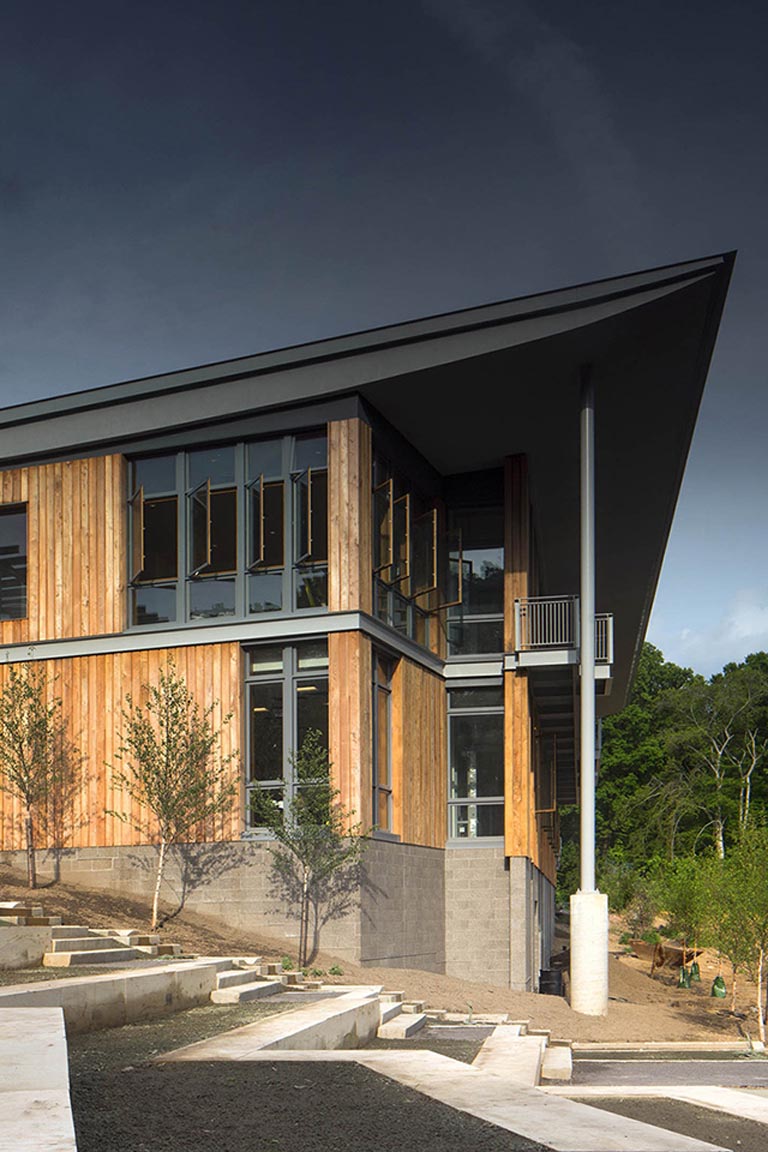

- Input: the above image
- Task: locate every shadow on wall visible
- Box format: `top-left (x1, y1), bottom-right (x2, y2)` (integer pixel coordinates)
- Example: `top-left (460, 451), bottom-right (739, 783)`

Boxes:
top-left (124, 842), bottom-right (245, 925)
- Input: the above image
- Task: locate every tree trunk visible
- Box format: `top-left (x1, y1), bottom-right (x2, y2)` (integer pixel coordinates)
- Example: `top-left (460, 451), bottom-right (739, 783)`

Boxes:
top-left (24, 807), bottom-right (37, 889)
top-left (151, 839), bottom-right (167, 931)
top-left (714, 817), bottom-right (725, 860)
top-left (758, 949), bottom-right (766, 1046)
top-left (299, 866), bottom-right (310, 968)
top-left (731, 963), bottom-right (738, 1014)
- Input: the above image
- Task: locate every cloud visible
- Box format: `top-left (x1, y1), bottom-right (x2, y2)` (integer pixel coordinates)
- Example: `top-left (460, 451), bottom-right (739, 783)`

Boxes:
top-left (421, 0), bottom-right (652, 251)
top-left (649, 588), bottom-right (768, 676)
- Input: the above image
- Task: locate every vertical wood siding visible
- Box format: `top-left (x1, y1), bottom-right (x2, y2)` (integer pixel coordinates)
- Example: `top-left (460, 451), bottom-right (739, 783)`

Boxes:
top-left (391, 657), bottom-right (447, 848)
top-left (0, 455), bottom-right (127, 644)
top-left (328, 418), bottom-right (373, 614)
top-left (328, 630), bottom-right (372, 825)
top-left (0, 643), bottom-right (243, 851)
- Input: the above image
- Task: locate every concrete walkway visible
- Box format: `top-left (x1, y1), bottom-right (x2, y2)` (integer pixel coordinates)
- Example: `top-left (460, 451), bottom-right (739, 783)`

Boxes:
top-left (161, 995), bottom-right (728, 1152)
top-left (0, 1007), bottom-right (77, 1152)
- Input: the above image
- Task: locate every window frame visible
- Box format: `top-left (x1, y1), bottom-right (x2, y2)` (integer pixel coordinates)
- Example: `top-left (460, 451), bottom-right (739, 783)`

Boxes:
top-left (128, 432), bottom-right (328, 629)
top-left (244, 640), bottom-right (330, 834)
top-left (0, 502), bottom-right (28, 622)
top-left (447, 680), bottom-right (505, 841)
top-left (372, 653), bottom-right (395, 834)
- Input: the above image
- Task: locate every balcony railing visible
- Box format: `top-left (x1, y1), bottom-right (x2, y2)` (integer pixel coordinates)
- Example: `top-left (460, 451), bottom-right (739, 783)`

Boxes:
top-left (514, 596), bottom-right (613, 664)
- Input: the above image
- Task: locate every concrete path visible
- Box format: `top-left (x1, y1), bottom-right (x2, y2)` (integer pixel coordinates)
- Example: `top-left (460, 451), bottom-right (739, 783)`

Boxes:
top-left (0, 1007), bottom-right (77, 1152)
top-left (161, 996), bottom-right (727, 1152)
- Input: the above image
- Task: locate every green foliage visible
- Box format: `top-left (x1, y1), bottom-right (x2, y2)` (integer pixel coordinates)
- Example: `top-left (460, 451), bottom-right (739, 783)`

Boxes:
top-left (0, 663), bottom-right (80, 888)
top-left (585, 643), bottom-right (768, 901)
top-left (281, 956), bottom-right (294, 971)
top-left (656, 855), bottom-right (716, 946)
top-left (251, 729), bottom-right (369, 967)
top-left (112, 661), bottom-right (237, 927)
top-left (328, 964), bottom-right (343, 976)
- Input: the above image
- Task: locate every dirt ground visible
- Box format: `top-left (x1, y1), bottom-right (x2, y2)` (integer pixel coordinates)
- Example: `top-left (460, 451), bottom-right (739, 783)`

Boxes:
top-left (0, 866), bottom-right (758, 1043)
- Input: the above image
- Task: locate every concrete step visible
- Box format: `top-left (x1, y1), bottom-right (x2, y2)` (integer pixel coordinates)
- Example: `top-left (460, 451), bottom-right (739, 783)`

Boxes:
top-left (156, 943), bottom-right (183, 957)
top-left (50, 926), bottom-right (91, 939)
top-left (261, 962), bottom-right (282, 976)
top-left (43, 947), bottom-right (143, 966)
top-left (280, 971), bottom-right (304, 985)
top-left (50, 936), bottom-right (131, 953)
top-left (540, 1045), bottom-right (573, 1082)
top-left (133, 945), bottom-right (159, 957)
top-left (402, 1000), bottom-right (425, 1013)
top-left (379, 991), bottom-right (404, 1004)
top-left (380, 1001), bottom-right (403, 1024)
top-left (92, 929), bottom-right (161, 946)
top-left (217, 968), bottom-right (269, 991)
top-left (377, 1012), bottom-right (427, 1039)
top-left (210, 979), bottom-right (283, 1005)
top-left (0, 904), bottom-right (44, 918)
top-left (25, 915), bottom-right (63, 926)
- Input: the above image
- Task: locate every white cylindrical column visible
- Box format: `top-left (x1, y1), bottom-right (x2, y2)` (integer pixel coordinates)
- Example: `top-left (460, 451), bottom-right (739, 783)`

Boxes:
top-left (571, 368), bottom-right (608, 1016)
top-left (570, 889), bottom-right (608, 1015)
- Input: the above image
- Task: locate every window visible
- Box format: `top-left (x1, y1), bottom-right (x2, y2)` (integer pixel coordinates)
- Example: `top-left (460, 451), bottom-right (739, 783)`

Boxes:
top-left (372, 654), bottom-right (395, 832)
top-left (245, 640), bottom-right (329, 829)
top-left (0, 505), bottom-right (27, 621)
top-left (129, 432), bottom-right (328, 627)
top-left (448, 685), bottom-right (504, 838)
top-left (371, 456), bottom-right (432, 648)
top-left (446, 506), bottom-right (504, 655)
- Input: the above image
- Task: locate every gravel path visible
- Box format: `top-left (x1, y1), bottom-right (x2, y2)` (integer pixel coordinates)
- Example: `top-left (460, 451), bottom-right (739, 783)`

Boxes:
top-left (67, 1005), bottom-right (547, 1152)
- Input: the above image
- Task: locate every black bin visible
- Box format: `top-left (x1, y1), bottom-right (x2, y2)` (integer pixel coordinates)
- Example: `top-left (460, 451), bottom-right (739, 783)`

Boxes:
top-left (539, 968), bottom-right (564, 996)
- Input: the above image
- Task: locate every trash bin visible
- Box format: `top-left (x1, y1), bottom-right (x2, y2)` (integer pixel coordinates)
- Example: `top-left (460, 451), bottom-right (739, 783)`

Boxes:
top-left (539, 969), bottom-right (564, 996)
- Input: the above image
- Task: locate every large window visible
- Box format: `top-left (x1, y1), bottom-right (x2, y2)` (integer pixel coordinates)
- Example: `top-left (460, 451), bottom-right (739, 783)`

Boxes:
top-left (129, 433), bottom-right (328, 627)
top-left (446, 506), bottom-right (504, 655)
top-left (372, 653), bottom-right (395, 832)
top-left (245, 640), bottom-right (329, 830)
top-left (0, 505), bottom-right (27, 621)
top-left (448, 685), bottom-right (504, 838)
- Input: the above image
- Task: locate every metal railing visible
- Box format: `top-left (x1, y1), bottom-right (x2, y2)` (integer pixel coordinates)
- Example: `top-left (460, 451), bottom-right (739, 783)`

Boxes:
top-left (514, 596), bottom-right (613, 663)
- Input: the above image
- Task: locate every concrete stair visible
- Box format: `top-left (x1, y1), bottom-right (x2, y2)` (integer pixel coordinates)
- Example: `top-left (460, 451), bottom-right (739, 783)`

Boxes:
top-left (377, 1012), bottom-right (427, 1039)
top-left (210, 963), bottom-right (282, 1004)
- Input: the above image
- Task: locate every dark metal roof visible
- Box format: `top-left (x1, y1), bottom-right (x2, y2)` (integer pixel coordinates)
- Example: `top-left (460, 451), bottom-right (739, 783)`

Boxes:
top-left (0, 252), bottom-right (735, 710)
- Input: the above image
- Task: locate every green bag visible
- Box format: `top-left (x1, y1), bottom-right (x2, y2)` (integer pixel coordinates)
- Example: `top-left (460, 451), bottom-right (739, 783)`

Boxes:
top-left (711, 975), bottom-right (727, 998)
top-left (690, 961), bottom-right (701, 983)
top-left (678, 966), bottom-right (691, 988)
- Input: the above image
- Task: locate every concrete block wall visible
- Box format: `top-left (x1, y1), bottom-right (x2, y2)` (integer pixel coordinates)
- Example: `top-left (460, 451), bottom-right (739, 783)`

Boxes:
top-left (444, 844), bottom-right (511, 985)
top-left (360, 840), bottom-right (445, 971)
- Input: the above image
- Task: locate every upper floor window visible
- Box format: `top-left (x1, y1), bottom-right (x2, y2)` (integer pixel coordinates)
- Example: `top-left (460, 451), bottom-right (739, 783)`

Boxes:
top-left (129, 433), bottom-right (327, 628)
top-left (446, 505), bottom-right (504, 655)
top-left (0, 505), bottom-right (27, 621)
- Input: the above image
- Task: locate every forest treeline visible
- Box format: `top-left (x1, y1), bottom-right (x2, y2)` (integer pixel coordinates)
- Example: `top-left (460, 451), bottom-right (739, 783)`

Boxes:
top-left (558, 642), bottom-right (768, 907)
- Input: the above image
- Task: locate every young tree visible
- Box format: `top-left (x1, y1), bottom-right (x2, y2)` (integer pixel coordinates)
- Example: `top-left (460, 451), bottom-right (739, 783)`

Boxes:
top-left (112, 661), bottom-right (238, 930)
top-left (0, 663), bottom-right (75, 888)
top-left (718, 826), bottom-right (768, 1041)
top-left (250, 728), bottom-right (368, 967)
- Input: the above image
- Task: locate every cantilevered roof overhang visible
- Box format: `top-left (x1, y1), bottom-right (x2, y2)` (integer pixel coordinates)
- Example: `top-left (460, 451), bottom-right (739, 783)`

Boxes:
top-left (0, 253), bottom-right (734, 711)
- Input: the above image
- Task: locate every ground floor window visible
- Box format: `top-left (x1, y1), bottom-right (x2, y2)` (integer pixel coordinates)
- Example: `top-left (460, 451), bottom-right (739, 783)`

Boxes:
top-left (448, 684), bottom-right (504, 837)
top-left (245, 639), bottom-right (328, 829)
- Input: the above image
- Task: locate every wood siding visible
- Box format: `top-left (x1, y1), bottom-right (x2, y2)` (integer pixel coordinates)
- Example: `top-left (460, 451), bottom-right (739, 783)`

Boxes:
top-left (0, 455), bottom-right (126, 645)
top-left (391, 657), bottom-right (447, 849)
top-left (502, 453), bottom-right (556, 883)
top-left (328, 419), bottom-right (372, 614)
top-left (0, 644), bottom-right (243, 851)
top-left (328, 630), bottom-right (372, 825)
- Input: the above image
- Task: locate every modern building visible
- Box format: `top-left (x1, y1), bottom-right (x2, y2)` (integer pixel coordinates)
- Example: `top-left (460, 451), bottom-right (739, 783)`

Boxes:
top-left (0, 254), bottom-right (733, 990)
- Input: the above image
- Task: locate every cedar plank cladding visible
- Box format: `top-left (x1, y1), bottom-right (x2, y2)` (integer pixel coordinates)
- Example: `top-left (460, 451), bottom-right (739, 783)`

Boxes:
top-left (0, 644), bottom-right (242, 851)
top-left (328, 418), bottom-right (373, 614)
top-left (504, 453), bottom-right (535, 863)
top-left (391, 657), bottom-right (446, 849)
top-left (0, 455), bottom-right (126, 644)
top-left (328, 630), bottom-right (372, 825)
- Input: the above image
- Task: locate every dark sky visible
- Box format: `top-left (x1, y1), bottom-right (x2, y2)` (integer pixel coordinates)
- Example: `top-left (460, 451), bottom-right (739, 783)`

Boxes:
top-left (2, 0), bottom-right (766, 673)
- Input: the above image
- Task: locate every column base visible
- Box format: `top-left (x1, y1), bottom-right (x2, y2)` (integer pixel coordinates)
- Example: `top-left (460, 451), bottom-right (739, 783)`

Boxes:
top-left (569, 890), bottom-right (608, 1016)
